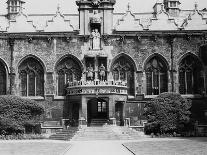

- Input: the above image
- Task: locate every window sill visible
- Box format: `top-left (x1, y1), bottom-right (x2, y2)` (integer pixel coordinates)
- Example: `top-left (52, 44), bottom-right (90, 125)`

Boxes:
top-left (54, 96), bottom-right (65, 100)
top-left (22, 96), bottom-right (44, 100)
top-left (145, 95), bottom-right (158, 98)
top-left (181, 94), bottom-right (202, 98)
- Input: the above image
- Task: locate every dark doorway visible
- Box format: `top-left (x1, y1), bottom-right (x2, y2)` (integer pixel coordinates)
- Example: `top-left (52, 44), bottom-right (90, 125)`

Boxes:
top-left (87, 98), bottom-right (108, 124)
top-left (115, 102), bottom-right (124, 126)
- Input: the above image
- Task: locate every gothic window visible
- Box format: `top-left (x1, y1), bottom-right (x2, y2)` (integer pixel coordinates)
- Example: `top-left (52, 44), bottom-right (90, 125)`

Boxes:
top-left (56, 57), bottom-right (82, 96)
top-left (145, 56), bottom-right (168, 95)
top-left (179, 55), bottom-right (203, 94)
top-left (0, 62), bottom-right (6, 95)
top-left (112, 56), bottom-right (135, 96)
top-left (19, 57), bottom-right (44, 97)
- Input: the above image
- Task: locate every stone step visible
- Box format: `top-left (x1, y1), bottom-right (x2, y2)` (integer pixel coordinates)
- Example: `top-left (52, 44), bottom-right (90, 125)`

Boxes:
top-left (49, 127), bottom-right (78, 141)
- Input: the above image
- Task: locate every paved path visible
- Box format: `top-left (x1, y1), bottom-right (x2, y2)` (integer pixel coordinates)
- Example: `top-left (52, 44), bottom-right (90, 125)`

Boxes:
top-left (65, 141), bottom-right (133, 155)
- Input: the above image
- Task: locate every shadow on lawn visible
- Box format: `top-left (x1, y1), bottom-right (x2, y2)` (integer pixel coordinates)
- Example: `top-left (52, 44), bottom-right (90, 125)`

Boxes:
top-left (180, 137), bottom-right (207, 142)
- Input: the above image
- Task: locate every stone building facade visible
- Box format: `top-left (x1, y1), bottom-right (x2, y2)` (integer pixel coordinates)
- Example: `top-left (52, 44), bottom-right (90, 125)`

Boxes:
top-left (0, 0), bottom-right (207, 126)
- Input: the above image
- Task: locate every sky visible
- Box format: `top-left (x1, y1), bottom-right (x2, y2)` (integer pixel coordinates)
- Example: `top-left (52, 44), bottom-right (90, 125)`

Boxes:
top-left (0, 0), bottom-right (207, 14)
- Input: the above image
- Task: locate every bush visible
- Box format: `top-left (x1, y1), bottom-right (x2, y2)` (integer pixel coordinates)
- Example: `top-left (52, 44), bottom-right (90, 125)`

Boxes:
top-left (0, 95), bottom-right (44, 135)
top-left (144, 92), bottom-right (192, 135)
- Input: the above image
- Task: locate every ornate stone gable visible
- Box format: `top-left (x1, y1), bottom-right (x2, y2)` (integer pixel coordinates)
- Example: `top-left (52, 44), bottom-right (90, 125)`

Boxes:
top-left (6, 10), bottom-right (36, 33)
top-left (149, 4), bottom-right (178, 30)
top-left (114, 6), bottom-right (143, 31)
top-left (182, 4), bottom-right (207, 30)
top-left (45, 5), bottom-right (74, 32)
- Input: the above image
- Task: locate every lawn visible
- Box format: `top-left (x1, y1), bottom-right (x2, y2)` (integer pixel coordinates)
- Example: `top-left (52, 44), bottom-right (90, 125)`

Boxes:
top-left (123, 138), bottom-right (207, 155)
top-left (0, 140), bottom-right (71, 155)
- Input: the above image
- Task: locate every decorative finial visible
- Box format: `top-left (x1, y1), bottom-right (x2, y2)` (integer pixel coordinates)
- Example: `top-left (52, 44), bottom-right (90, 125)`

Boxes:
top-left (57, 3), bottom-right (61, 13)
top-left (127, 2), bottom-right (131, 11)
top-left (195, 2), bottom-right (198, 10)
top-left (161, 3), bottom-right (164, 11)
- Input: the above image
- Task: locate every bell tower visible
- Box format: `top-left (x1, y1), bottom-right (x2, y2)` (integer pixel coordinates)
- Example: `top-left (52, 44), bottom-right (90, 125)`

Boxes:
top-left (164, 0), bottom-right (181, 17)
top-left (76, 0), bottom-right (116, 35)
top-left (7, 0), bottom-right (25, 20)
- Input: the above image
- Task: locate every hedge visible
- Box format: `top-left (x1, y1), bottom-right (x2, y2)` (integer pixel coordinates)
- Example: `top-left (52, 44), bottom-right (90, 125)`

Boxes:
top-left (0, 95), bottom-right (44, 134)
top-left (144, 92), bottom-right (192, 135)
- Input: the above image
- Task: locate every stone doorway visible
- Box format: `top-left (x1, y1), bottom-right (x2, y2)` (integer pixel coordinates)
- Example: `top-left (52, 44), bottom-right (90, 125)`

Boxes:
top-left (115, 101), bottom-right (124, 126)
top-left (87, 98), bottom-right (108, 124)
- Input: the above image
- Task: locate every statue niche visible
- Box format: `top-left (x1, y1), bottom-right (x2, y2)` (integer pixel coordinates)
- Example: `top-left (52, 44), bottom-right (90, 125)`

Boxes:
top-left (91, 29), bottom-right (101, 50)
top-left (90, 10), bottom-right (101, 50)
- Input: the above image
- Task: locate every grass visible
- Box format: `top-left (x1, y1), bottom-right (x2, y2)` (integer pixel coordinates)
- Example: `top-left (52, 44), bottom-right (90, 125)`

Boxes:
top-left (123, 138), bottom-right (207, 155)
top-left (0, 141), bottom-right (71, 155)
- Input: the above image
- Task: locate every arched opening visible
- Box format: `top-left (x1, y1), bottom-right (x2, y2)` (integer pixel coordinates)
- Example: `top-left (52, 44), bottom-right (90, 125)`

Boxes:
top-left (87, 98), bottom-right (108, 125)
top-left (56, 56), bottom-right (82, 96)
top-left (19, 57), bottom-right (44, 97)
top-left (179, 54), bottom-right (204, 94)
top-left (145, 56), bottom-right (168, 95)
top-left (200, 45), bottom-right (207, 66)
top-left (111, 55), bottom-right (135, 96)
top-left (0, 61), bottom-right (7, 95)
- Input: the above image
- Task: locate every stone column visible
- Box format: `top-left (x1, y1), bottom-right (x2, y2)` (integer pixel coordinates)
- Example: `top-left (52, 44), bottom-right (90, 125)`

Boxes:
top-left (9, 38), bottom-right (15, 95)
top-left (142, 72), bottom-right (146, 95)
top-left (94, 57), bottom-right (99, 80)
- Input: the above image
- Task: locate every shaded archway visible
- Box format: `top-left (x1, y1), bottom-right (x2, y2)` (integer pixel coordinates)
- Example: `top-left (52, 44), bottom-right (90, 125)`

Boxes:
top-left (111, 54), bottom-right (136, 96)
top-left (56, 55), bottom-right (82, 96)
top-left (18, 57), bottom-right (44, 97)
top-left (179, 54), bottom-right (204, 94)
top-left (144, 55), bottom-right (168, 95)
top-left (0, 60), bottom-right (7, 95)
top-left (87, 98), bottom-right (108, 124)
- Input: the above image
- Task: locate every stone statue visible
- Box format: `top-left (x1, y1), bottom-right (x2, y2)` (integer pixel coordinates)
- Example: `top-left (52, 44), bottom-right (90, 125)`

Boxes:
top-left (99, 63), bottom-right (106, 81)
top-left (91, 29), bottom-right (101, 50)
top-left (86, 64), bottom-right (94, 80)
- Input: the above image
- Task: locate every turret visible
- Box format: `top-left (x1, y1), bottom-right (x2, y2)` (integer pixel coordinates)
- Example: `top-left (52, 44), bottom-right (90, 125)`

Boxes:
top-left (7, 0), bottom-right (25, 20)
top-left (153, 0), bottom-right (163, 14)
top-left (76, 0), bottom-right (116, 35)
top-left (164, 0), bottom-right (181, 17)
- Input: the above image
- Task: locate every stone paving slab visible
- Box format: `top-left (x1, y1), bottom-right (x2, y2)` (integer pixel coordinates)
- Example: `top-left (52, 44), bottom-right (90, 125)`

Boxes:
top-left (65, 141), bottom-right (133, 155)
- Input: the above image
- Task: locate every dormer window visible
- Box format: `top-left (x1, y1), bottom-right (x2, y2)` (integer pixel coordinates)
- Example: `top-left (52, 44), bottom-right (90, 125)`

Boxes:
top-left (170, 2), bottom-right (177, 8)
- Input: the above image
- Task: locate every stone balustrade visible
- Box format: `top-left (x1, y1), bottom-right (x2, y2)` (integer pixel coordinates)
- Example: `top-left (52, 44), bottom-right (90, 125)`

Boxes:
top-left (66, 80), bottom-right (128, 95)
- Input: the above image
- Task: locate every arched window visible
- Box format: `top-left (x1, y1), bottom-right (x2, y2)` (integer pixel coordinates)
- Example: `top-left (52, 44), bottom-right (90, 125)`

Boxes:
top-left (179, 55), bottom-right (203, 94)
top-left (112, 56), bottom-right (135, 96)
top-left (145, 56), bottom-right (168, 95)
top-left (19, 57), bottom-right (44, 97)
top-left (56, 57), bottom-right (82, 96)
top-left (0, 61), bottom-right (6, 95)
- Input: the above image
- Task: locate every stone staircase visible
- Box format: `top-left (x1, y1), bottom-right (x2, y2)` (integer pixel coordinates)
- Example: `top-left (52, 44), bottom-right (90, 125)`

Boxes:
top-left (49, 127), bottom-right (78, 141)
top-left (71, 126), bottom-right (146, 141)
top-left (90, 119), bottom-right (108, 126)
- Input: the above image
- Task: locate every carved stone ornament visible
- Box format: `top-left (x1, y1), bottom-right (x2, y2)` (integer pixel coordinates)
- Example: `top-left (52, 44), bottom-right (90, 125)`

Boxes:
top-left (102, 35), bottom-right (109, 44)
top-left (91, 0), bottom-right (101, 7)
top-left (28, 37), bottom-right (33, 43)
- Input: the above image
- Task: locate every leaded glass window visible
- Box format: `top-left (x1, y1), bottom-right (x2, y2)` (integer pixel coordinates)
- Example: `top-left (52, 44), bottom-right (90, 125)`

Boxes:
top-left (112, 56), bottom-right (135, 96)
top-left (0, 62), bottom-right (6, 95)
top-left (179, 55), bottom-right (203, 94)
top-left (56, 57), bottom-right (82, 96)
top-left (145, 56), bottom-right (168, 95)
top-left (19, 57), bottom-right (44, 97)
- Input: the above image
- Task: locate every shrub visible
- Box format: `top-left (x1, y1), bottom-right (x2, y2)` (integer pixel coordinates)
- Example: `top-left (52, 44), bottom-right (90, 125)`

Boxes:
top-left (0, 95), bottom-right (44, 135)
top-left (144, 92), bottom-right (192, 135)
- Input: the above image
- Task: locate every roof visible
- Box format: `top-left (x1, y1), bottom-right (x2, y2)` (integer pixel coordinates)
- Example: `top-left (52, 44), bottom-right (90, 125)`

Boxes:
top-left (0, 2), bottom-right (207, 33)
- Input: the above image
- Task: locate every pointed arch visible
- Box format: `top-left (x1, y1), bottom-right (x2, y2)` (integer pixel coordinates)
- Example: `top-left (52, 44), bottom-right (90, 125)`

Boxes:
top-left (0, 58), bottom-right (9, 95)
top-left (111, 53), bottom-right (137, 96)
top-left (178, 53), bottom-right (204, 94)
top-left (144, 53), bottom-right (169, 95)
top-left (110, 53), bottom-right (137, 72)
top-left (143, 53), bottom-right (169, 71)
top-left (18, 55), bottom-right (45, 97)
top-left (55, 54), bottom-right (83, 96)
